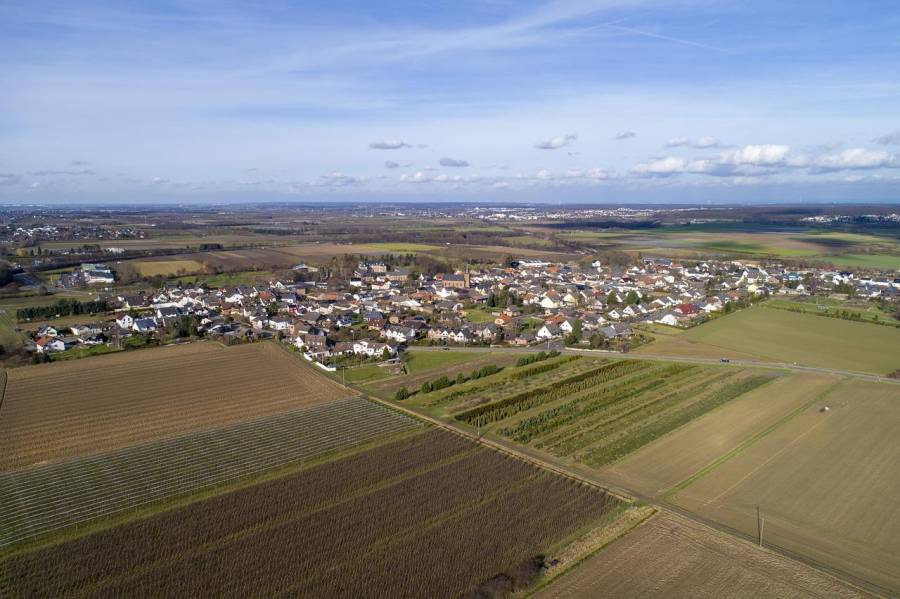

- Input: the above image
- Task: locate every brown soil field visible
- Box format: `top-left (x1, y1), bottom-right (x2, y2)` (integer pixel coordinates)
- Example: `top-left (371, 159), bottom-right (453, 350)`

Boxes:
top-left (0, 342), bottom-right (353, 471)
top-left (535, 511), bottom-right (872, 599)
top-left (601, 373), bottom-right (839, 497)
top-left (672, 380), bottom-right (900, 594)
top-left (0, 430), bottom-right (621, 598)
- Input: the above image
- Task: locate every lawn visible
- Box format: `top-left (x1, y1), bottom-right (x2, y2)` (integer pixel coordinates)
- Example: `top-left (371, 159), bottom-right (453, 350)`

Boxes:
top-left (343, 363), bottom-right (394, 384)
top-left (463, 307), bottom-right (499, 323)
top-left (638, 305), bottom-right (900, 375)
top-left (403, 349), bottom-right (485, 374)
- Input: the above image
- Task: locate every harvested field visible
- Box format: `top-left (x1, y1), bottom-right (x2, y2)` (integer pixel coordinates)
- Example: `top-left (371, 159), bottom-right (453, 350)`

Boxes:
top-left (671, 380), bottom-right (900, 594)
top-left (0, 430), bottom-right (621, 598)
top-left (454, 360), bottom-right (776, 468)
top-left (0, 397), bottom-right (418, 547)
top-left (535, 512), bottom-right (872, 599)
top-left (638, 306), bottom-right (900, 375)
top-left (0, 342), bottom-right (353, 471)
top-left (602, 373), bottom-right (839, 497)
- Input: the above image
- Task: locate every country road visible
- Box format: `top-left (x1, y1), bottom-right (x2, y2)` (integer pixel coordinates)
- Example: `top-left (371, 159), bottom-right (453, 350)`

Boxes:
top-left (408, 344), bottom-right (900, 385)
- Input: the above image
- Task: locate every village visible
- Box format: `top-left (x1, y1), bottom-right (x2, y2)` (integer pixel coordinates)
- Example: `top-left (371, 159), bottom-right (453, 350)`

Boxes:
top-left (24, 255), bottom-right (900, 368)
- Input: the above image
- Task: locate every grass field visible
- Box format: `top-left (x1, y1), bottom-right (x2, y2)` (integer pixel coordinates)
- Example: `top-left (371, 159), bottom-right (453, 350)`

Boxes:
top-left (403, 349), bottom-right (485, 373)
top-left (535, 512), bottom-right (870, 599)
top-left (0, 430), bottom-right (622, 598)
top-left (462, 306), bottom-right (499, 323)
top-left (133, 259), bottom-right (204, 277)
top-left (766, 297), bottom-right (900, 325)
top-left (342, 363), bottom-right (395, 384)
top-left (669, 379), bottom-right (900, 593)
top-left (172, 269), bottom-right (282, 287)
top-left (823, 253), bottom-right (900, 270)
top-left (0, 342), bottom-right (353, 471)
top-left (0, 397), bottom-right (418, 548)
top-left (638, 305), bottom-right (900, 374)
top-left (363, 351), bottom-right (521, 399)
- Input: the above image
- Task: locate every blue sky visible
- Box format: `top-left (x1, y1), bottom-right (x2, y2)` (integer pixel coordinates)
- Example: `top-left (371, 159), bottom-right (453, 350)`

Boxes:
top-left (1, 0), bottom-right (899, 203)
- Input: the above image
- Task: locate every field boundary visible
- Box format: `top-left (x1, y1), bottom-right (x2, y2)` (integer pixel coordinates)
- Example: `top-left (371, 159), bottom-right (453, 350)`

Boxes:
top-left (524, 505), bottom-right (658, 597)
top-left (365, 394), bottom-right (632, 503)
top-left (659, 380), bottom-right (842, 499)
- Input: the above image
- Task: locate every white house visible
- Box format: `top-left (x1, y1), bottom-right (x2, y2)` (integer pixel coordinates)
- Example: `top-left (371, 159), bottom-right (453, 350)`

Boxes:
top-left (133, 317), bottom-right (158, 333)
top-left (536, 324), bottom-right (560, 340)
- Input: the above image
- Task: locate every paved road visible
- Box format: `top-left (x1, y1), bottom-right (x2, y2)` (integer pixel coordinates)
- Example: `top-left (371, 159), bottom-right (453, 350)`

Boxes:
top-left (409, 344), bottom-right (900, 385)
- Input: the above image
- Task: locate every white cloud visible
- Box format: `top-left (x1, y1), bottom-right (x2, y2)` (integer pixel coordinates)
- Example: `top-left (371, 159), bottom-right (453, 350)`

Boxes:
top-left (667, 136), bottom-right (722, 149)
top-left (535, 133), bottom-right (577, 150)
top-left (873, 130), bottom-right (900, 145)
top-left (317, 171), bottom-right (364, 186)
top-left (665, 137), bottom-right (690, 147)
top-left (811, 148), bottom-right (897, 172)
top-left (384, 160), bottom-right (400, 168)
top-left (400, 170), bottom-right (432, 183)
top-left (721, 144), bottom-right (790, 166)
top-left (632, 156), bottom-right (689, 176)
top-left (615, 131), bottom-right (636, 140)
top-left (694, 136), bottom-right (721, 148)
top-left (440, 157), bottom-right (469, 167)
top-left (369, 140), bottom-right (412, 150)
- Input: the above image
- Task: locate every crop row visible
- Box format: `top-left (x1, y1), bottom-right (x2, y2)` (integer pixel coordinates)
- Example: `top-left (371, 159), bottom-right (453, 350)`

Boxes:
top-left (432, 356), bottom-right (592, 409)
top-left (0, 397), bottom-right (419, 548)
top-left (501, 364), bottom-right (699, 444)
top-left (546, 369), bottom-right (739, 457)
top-left (456, 360), bottom-right (653, 427)
top-left (1, 344), bottom-right (351, 471)
top-left (1, 430), bottom-right (619, 599)
top-left (580, 374), bottom-right (775, 467)
top-left (509, 355), bottom-right (580, 380)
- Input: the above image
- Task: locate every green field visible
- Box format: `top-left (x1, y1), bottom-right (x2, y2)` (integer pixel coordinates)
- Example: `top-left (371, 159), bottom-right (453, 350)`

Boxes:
top-left (638, 305), bottom-right (900, 374)
top-left (403, 349), bottom-right (484, 374)
top-left (822, 253), bottom-right (900, 270)
top-left (766, 297), bottom-right (900, 325)
top-left (463, 307), bottom-right (499, 323)
top-left (342, 363), bottom-right (395, 384)
top-left (134, 259), bottom-right (205, 277)
top-left (172, 269), bottom-right (282, 287)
